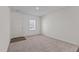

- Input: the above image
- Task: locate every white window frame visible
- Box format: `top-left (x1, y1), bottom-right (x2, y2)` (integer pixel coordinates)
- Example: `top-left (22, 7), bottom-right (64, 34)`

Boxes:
top-left (29, 19), bottom-right (36, 30)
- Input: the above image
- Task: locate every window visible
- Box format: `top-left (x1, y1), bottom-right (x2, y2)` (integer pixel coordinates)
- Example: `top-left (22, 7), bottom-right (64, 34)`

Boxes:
top-left (29, 19), bottom-right (36, 30)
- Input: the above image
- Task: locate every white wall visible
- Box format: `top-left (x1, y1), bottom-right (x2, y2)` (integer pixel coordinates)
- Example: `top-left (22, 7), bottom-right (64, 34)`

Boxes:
top-left (42, 7), bottom-right (79, 45)
top-left (11, 11), bottom-right (41, 38)
top-left (0, 7), bottom-right (10, 51)
top-left (10, 11), bottom-right (25, 38)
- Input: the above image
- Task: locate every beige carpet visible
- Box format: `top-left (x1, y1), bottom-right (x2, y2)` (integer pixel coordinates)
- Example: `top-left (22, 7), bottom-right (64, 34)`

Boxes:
top-left (8, 35), bottom-right (79, 52)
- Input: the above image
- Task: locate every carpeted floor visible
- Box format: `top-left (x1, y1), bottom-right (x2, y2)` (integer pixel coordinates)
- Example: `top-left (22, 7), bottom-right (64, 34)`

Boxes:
top-left (8, 35), bottom-right (79, 52)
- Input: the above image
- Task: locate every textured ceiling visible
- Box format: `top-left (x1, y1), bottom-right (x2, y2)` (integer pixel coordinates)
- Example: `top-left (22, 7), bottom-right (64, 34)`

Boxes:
top-left (10, 6), bottom-right (66, 16)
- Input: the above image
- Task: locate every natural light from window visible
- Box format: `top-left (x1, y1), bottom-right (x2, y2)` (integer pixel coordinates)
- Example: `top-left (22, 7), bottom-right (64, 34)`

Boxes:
top-left (29, 19), bottom-right (36, 30)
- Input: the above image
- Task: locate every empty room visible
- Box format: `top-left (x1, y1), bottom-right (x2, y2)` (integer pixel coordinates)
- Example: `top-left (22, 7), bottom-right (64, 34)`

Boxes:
top-left (1, 6), bottom-right (79, 52)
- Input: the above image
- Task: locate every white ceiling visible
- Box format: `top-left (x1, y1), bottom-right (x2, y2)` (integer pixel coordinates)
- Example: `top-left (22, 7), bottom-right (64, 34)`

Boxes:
top-left (10, 6), bottom-right (66, 16)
